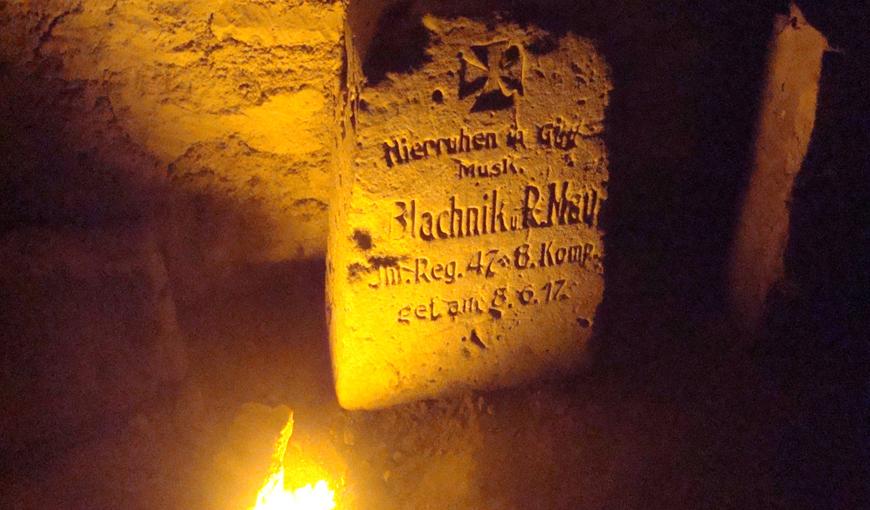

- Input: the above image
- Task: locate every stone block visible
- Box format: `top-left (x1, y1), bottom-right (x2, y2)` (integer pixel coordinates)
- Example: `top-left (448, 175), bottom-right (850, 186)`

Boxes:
top-left (329, 11), bottom-right (611, 408)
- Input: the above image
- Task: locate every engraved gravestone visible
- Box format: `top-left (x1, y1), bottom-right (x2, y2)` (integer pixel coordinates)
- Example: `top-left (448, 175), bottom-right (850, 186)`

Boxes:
top-left (328, 13), bottom-right (611, 409)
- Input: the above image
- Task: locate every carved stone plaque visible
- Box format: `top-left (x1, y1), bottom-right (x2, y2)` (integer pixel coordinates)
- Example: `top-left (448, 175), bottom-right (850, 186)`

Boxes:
top-left (329, 14), bottom-right (611, 409)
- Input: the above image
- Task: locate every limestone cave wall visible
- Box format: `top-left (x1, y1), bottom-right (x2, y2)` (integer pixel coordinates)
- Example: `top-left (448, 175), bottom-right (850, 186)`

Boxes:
top-left (0, 1), bottom-right (866, 509)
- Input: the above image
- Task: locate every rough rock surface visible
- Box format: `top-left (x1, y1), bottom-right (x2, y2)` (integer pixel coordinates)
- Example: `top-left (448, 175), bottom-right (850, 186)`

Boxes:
top-left (1, 0), bottom-right (343, 259)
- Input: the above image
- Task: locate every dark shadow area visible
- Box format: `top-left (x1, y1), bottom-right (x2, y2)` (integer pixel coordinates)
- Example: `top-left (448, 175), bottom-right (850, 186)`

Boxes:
top-left (0, 71), bottom-right (159, 234)
top-left (756, 33), bottom-right (870, 510)
top-left (755, 2), bottom-right (870, 508)
top-left (0, 63), bottom-right (339, 508)
top-left (481, 2), bottom-right (789, 507)
top-left (0, 66), bottom-right (174, 474)
top-left (575, 0), bottom-right (780, 365)
top-left (362, 0), bottom-right (433, 85)
top-left (469, 89), bottom-right (515, 112)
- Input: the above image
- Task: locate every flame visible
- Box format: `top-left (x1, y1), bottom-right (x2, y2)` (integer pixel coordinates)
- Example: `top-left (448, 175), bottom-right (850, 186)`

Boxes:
top-left (249, 413), bottom-right (337, 510)
top-left (251, 474), bottom-right (335, 510)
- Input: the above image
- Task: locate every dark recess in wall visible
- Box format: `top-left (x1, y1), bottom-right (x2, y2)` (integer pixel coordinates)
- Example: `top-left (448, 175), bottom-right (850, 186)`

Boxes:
top-left (362, 0), bottom-right (433, 85)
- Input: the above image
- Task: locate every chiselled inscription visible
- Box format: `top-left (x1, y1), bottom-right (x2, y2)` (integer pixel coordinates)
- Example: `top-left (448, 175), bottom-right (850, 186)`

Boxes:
top-left (382, 127), bottom-right (531, 168)
top-left (391, 181), bottom-right (603, 241)
top-left (460, 42), bottom-right (524, 98)
top-left (456, 156), bottom-right (525, 179)
top-left (383, 128), bottom-right (498, 167)
top-left (537, 117), bottom-right (601, 150)
top-left (396, 278), bottom-right (574, 325)
top-left (329, 17), bottom-right (611, 409)
top-left (365, 239), bottom-right (601, 290)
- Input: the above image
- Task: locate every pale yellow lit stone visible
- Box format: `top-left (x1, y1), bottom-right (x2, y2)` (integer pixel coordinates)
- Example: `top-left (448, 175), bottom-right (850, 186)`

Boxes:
top-left (10, 0), bottom-right (345, 259)
top-left (329, 14), bottom-right (611, 409)
top-left (729, 4), bottom-right (827, 330)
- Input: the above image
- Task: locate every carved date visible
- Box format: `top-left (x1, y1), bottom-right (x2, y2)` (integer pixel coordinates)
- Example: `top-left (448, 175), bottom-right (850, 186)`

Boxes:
top-left (397, 280), bottom-right (574, 324)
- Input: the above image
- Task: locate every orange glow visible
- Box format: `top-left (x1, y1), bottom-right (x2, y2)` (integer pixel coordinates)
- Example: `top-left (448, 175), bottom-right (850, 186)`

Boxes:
top-left (249, 414), bottom-right (337, 510)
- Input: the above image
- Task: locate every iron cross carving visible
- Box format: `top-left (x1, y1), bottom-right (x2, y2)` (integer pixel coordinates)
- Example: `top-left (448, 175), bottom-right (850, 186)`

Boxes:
top-left (459, 41), bottom-right (524, 112)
